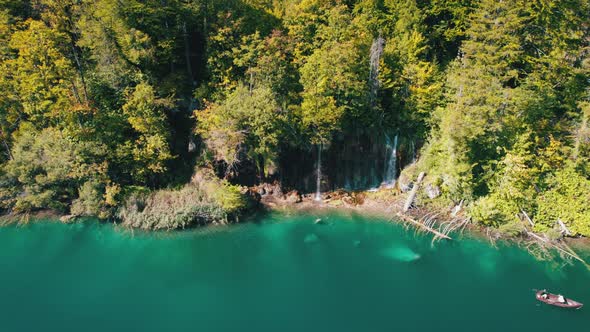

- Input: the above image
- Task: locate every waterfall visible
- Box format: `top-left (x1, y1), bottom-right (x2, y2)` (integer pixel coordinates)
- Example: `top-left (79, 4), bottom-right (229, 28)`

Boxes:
top-left (369, 36), bottom-right (385, 107)
top-left (410, 140), bottom-right (417, 164)
top-left (315, 144), bottom-right (322, 201)
top-left (383, 134), bottom-right (398, 187)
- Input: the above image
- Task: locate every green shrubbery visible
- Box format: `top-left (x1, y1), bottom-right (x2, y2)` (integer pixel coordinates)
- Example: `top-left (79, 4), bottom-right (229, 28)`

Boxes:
top-left (535, 165), bottom-right (590, 237)
top-left (117, 172), bottom-right (251, 230)
top-left (0, 127), bottom-right (108, 213)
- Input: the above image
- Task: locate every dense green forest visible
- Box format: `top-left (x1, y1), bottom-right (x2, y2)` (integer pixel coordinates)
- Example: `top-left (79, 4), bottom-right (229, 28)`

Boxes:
top-left (1, 0), bottom-right (590, 235)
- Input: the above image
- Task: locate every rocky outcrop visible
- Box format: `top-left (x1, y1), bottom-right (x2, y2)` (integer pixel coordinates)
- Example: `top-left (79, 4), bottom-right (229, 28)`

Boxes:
top-left (60, 215), bottom-right (77, 223)
top-left (397, 172), bottom-right (413, 192)
top-left (425, 184), bottom-right (441, 199)
top-left (284, 190), bottom-right (303, 204)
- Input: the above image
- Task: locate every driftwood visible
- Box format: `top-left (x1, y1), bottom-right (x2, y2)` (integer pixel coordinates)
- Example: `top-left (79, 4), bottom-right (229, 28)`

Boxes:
top-left (526, 231), bottom-right (588, 266)
top-left (451, 199), bottom-right (464, 217)
top-left (403, 172), bottom-right (426, 212)
top-left (521, 209), bottom-right (534, 227)
top-left (396, 213), bottom-right (452, 240)
top-left (518, 211), bottom-right (587, 267)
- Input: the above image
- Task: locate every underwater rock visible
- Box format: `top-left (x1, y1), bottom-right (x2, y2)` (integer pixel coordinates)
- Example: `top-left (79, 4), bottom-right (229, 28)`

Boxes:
top-left (380, 246), bottom-right (421, 262)
top-left (353, 240), bottom-right (362, 247)
top-left (304, 233), bottom-right (320, 244)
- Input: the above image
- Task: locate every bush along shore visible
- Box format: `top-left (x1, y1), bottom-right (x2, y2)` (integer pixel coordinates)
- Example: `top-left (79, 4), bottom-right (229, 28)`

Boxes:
top-left (0, 168), bottom-right (260, 231)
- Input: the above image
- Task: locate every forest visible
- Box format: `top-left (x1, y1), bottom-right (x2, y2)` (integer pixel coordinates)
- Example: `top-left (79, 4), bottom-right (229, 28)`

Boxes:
top-left (0, 0), bottom-right (589, 236)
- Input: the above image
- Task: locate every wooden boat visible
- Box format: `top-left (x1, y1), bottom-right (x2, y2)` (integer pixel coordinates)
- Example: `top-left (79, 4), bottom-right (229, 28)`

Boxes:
top-left (536, 290), bottom-right (583, 309)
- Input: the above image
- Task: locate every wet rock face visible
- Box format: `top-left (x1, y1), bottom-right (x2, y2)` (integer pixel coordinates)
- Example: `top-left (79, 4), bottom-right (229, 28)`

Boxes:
top-left (241, 187), bottom-right (262, 203)
top-left (425, 184), bottom-right (441, 199)
top-left (253, 182), bottom-right (283, 197)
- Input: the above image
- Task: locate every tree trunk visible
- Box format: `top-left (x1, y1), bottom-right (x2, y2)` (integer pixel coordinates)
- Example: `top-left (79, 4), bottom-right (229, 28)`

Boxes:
top-left (70, 41), bottom-right (88, 103)
top-left (183, 21), bottom-right (194, 86)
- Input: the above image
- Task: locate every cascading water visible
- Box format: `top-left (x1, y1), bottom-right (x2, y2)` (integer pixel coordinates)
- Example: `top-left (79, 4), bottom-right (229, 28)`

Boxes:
top-left (315, 144), bottom-right (322, 201)
top-left (383, 134), bottom-right (398, 187)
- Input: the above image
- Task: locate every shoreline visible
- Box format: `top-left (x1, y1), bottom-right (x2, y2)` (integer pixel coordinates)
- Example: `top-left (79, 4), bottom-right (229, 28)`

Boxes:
top-left (259, 188), bottom-right (590, 262)
top-left (2, 187), bottom-right (589, 263)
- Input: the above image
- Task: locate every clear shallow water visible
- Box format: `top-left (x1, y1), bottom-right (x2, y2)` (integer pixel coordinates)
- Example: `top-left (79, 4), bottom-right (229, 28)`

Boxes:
top-left (0, 211), bottom-right (588, 332)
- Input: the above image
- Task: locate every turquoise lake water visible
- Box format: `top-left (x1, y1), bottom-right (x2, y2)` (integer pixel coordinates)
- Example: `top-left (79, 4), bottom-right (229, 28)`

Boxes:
top-left (0, 211), bottom-right (588, 332)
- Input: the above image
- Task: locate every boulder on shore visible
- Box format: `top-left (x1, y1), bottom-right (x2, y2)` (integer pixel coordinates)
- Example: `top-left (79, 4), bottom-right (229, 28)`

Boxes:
top-left (60, 215), bottom-right (77, 223)
top-left (397, 173), bottom-right (413, 192)
top-left (285, 190), bottom-right (303, 203)
top-left (425, 184), bottom-right (441, 199)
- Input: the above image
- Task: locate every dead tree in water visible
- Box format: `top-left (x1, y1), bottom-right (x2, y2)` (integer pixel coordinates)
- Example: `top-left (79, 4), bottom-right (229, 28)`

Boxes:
top-left (395, 213), bottom-right (452, 240)
top-left (393, 172), bottom-right (457, 241)
top-left (518, 211), bottom-right (589, 268)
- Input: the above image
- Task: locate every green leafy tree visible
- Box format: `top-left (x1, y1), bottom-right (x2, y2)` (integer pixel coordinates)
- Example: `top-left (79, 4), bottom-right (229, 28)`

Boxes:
top-left (0, 126), bottom-right (107, 212)
top-left (536, 163), bottom-right (590, 237)
top-left (196, 84), bottom-right (283, 178)
top-left (4, 19), bottom-right (76, 128)
top-left (119, 82), bottom-right (174, 183)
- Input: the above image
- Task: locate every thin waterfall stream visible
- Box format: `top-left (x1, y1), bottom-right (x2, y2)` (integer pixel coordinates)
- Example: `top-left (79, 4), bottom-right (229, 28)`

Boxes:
top-left (383, 134), bottom-right (398, 187)
top-left (315, 144), bottom-right (322, 201)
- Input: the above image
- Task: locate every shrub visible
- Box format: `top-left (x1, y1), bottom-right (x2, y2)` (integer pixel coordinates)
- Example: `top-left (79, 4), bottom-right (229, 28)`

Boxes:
top-left (535, 164), bottom-right (590, 237)
top-left (118, 175), bottom-right (251, 230)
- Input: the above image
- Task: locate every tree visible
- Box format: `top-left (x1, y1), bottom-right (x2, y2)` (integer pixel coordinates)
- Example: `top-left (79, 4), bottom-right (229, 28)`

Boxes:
top-left (119, 82), bottom-right (174, 183)
top-left (196, 84), bottom-right (283, 178)
top-left (298, 3), bottom-right (370, 143)
top-left (3, 19), bottom-right (76, 128)
top-left (0, 126), bottom-right (107, 212)
top-left (417, 0), bottom-right (528, 200)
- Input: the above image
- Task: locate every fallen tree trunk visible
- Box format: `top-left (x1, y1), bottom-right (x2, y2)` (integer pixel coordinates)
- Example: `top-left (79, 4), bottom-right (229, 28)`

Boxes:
top-left (526, 231), bottom-right (588, 266)
top-left (521, 209), bottom-right (534, 227)
top-left (403, 172), bottom-right (425, 212)
top-left (396, 213), bottom-right (452, 240)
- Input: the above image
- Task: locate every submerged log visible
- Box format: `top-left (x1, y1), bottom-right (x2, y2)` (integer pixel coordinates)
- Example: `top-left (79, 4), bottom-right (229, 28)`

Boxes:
top-left (396, 213), bottom-right (452, 240)
top-left (403, 172), bottom-right (426, 212)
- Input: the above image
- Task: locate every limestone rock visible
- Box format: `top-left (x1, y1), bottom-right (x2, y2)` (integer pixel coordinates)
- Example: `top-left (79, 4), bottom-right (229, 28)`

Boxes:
top-left (60, 215), bottom-right (76, 223)
top-left (285, 190), bottom-right (302, 203)
top-left (397, 173), bottom-right (413, 192)
top-left (425, 184), bottom-right (441, 199)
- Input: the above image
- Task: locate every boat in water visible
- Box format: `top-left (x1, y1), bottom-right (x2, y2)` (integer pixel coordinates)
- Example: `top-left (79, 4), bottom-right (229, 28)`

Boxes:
top-left (536, 290), bottom-right (583, 309)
